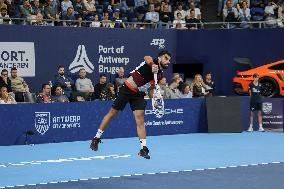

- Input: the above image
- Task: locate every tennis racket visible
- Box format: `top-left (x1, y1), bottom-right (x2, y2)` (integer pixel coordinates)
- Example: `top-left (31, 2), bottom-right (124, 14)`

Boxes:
top-left (152, 73), bottom-right (164, 118)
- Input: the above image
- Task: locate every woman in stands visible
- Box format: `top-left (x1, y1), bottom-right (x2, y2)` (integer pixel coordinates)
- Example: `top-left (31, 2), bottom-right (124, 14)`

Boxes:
top-left (0, 86), bottom-right (16, 104)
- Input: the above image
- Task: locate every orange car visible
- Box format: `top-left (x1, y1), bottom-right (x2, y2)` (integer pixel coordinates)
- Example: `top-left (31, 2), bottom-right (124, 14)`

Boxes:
top-left (233, 60), bottom-right (284, 97)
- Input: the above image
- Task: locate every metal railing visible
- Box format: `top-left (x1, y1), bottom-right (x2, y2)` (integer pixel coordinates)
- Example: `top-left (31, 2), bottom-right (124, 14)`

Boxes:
top-left (0, 16), bottom-right (283, 29)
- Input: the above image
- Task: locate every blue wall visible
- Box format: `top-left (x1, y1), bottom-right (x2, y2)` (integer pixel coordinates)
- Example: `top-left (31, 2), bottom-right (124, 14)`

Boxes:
top-left (0, 26), bottom-right (284, 95)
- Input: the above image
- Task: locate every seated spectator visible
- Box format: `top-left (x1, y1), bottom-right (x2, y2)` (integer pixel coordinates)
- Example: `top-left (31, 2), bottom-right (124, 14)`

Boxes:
top-left (99, 83), bottom-right (116, 101)
top-left (20, 0), bottom-right (33, 22)
top-left (62, 7), bottom-right (76, 26)
top-left (54, 65), bottom-right (74, 98)
top-left (90, 14), bottom-right (101, 27)
top-left (144, 3), bottom-right (159, 26)
top-left (53, 85), bottom-right (69, 102)
top-left (44, 0), bottom-right (60, 25)
top-left (83, 0), bottom-right (96, 17)
top-left (171, 72), bottom-right (184, 90)
top-left (238, 1), bottom-right (251, 21)
top-left (0, 69), bottom-right (12, 93)
top-left (0, 7), bottom-right (10, 24)
top-left (111, 8), bottom-right (126, 28)
top-left (174, 3), bottom-right (186, 20)
top-left (10, 67), bottom-right (29, 102)
top-left (93, 73), bottom-right (107, 100)
top-left (164, 78), bottom-right (182, 99)
top-left (204, 72), bottom-right (215, 96)
top-left (223, 0), bottom-right (239, 22)
top-left (0, 0), bottom-right (7, 11)
top-left (173, 12), bottom-right (186, 28)
top-left (185, 9), bottom-right (201, 29)
top-left (134, 0), bottom-right (148, 21)
top-left (158, 76), bottom-right (167, 97)
top-left (159, 3), bottom-right (172, 28)
top-left (180, 83), bottom-right (192, 98)
top-left (113, 67), bottom-right (126, 92)
top-left (278, 2), bottom-right (284, 27)
top-left (75, 68), bottom-right (94, 100)
top-left (187, 1), bottom-right (201, 20)
top-left (36, 83), bottom-right (54, 103)
top-left (192, 74), bottom-right (209, 97)
top-left (33, 13), bottom-right (48, 26)
top-left (264, 0), bottom-right (277, 18)
top-left (0, 86), bottom-right (16, 104)
top-left (61, 0), bottom-right (73, 16)
top-left (31, 0), bottom-right (43, 16)
top-left (101, 12), bottom-right (111, 28)
top-left (73, 0), bottom-right (85, 18)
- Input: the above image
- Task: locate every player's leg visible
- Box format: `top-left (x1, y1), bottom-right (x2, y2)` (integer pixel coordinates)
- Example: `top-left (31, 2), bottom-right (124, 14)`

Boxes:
top-left (130, 97), bottom-right (150, 159)
top-left (90, 86), bottom-right (128, 151)
top-left (257, 103), bottom-right (264, 131)
top-left (248, 102), bottom-right (254, 131)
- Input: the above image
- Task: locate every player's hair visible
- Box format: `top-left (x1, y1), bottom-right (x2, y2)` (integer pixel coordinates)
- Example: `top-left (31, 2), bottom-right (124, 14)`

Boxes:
top-left (158, 50), bottom-right (172, 58)
top-left (253, 73), bottom-right (259, 78)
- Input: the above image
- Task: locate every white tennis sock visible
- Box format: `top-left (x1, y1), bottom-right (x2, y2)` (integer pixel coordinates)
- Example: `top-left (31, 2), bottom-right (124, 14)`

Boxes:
top-left (140, 139), bottom-right (146, 149)
top-left (95, 129), bottom-right (104, 138)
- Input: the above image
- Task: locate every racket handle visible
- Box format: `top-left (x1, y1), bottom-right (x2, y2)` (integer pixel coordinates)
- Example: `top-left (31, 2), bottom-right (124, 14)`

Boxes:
top-left (154, 73), bottom-right (158, 85)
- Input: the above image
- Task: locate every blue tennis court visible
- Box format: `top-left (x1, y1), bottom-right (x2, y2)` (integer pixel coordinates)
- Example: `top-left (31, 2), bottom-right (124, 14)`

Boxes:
top-left (1, 132), bottom-right (284, 189)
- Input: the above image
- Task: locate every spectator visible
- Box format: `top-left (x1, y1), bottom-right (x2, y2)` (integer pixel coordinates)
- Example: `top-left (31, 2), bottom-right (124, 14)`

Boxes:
top-left (172, 72), bottom-right (184, 90)
top-left (83, 0), bottom-right (96, 17)
top-left (187, 1), bottom-right (201, 20)
top-left (54, 65), bottom-right (74, 98)
top-left (164, 78), bottom-right (182, 99)
top-left (180, 83), bottom-right (192, 98)
top-left (159, 3), bottom-right (172, 28)
top-left (44, 0), bottom-right (60, 25)
top-left (100, 83), bottom-right (116, 101)
top-left (20, 0), bottom-right (32, 20)
top-left (158, 76), bottom-right (167, 97)
top-left (90, 14), bottom-right (101, 27)
top-left (264, 0), bottom-right (277, 17)
top-left (0, 69), bottom-right (12, 93)
top-left (0, 86), bottom-right (16, 104)
top-left (36, 83), bottom-right (54, 103)
top-left (0, 0), bottom-right (7, 10)
top-left (31, 0), bottom-right (43, 15)
top-left (111, 8), bottom-right (126, 28)
top-left (238, 1), bottom-right (251, 21)
top-left (134, 0), bottom-right (148, 21)
top-left (204, 72), bottom-right (215, 96)
top-left (162, 0), bottom-right (172, 12)
top-left (75, 68), bottom-right (94, 100)
top-left (53, 85), bottom-right (69, 102)
top-left (33, 12), bottom-right (48, 26)
top-left (61, 0), bottom-right (73, 16)
top-left (175, 22), bottom-right (188, 29)
top-left (144, 3), bottom-right (159, 25)
top-left (223, 0), bottom-right (239, 22)
top-left (9, 0), bottom-right (22, 24)
top-left (0, 7), bottom-right (10, 24)
top-left (113, 67), bottom-right (126, 93)
top-left (10, 67), bottom-right (29, 102)
top-left (73, 0), bottom-right (85, 18)
top-left (192, 74), bottom-right (209, 97)
top-left (101, 12), bottom-right (111, 28)
top-left (62, 7), bottom-right (76, 26)
top-left (185, 9), bottom-right (201, 29)
top-left (278, 2), bottom-right (284, 27)
top-left (174, 3), bottom-right (186, 20)
top-left (93, 73), bottom-right (107, 100)
top-left (173, 12), bottom-right (186, 28)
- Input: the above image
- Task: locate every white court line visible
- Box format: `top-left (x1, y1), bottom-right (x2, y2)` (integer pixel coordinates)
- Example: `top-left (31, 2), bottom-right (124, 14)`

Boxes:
top-left (0, 154), bottom-right (131, 168)
top-left (1, 161), bottom-right (283, 188)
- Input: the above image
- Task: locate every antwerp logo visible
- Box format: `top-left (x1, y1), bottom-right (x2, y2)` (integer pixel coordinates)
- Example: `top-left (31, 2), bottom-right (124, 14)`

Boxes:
top-left (150, 39), bottom-right (165, 49)
top-left (262, 102), bottom-right (272, 114)
top-left (69, 45), bottom-right (94, 73)
top-left (35, 112), bottom-right (50, 135)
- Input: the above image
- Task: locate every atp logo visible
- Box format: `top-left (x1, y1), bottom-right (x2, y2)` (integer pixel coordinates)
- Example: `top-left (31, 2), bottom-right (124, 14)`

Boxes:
top-left (35, 112), bottom-right (50, 135)
top-left (150, 39), bottom-right (166, 49)
top-left (69, 45), bottom-right (94, 73)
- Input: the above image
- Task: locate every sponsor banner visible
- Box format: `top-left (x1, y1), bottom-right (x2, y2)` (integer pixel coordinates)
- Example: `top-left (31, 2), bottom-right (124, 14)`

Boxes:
top-left (0, 42), bottom-right (35, 77)
top-left (0, 99), bottom-right (206, 146)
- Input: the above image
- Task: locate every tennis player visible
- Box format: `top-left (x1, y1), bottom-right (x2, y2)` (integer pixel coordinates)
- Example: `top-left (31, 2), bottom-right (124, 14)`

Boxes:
top-left (90, 50), bottom-right (171, 159)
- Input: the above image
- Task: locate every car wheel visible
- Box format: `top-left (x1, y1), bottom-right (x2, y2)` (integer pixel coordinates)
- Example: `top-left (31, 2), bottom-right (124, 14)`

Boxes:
top-left (259, 77), bottom-right (279, 97)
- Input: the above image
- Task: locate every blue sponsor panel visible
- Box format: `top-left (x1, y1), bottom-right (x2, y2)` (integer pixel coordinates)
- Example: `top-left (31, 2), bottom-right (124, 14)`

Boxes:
top-left (0, 25), bottom-right (176, 93)
top-left (241, 97), bottom-right (283, 131)
top-left (0, 99), bottom-right (206, 146)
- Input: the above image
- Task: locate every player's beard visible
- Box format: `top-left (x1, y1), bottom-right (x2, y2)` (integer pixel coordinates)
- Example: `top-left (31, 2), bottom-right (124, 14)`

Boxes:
top-left (160, 63), bottom-right (168, 69)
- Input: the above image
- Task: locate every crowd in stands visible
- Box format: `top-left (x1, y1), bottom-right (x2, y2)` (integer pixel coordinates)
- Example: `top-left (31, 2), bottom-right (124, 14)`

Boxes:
top-left (0, 0), bottom-right (283, 28)
top-left (0, 0), bottom-right (204, 28)
top-left (221, 0), bottom-right (284, 28)
top-left (0, 66), bottom-right (215, 104)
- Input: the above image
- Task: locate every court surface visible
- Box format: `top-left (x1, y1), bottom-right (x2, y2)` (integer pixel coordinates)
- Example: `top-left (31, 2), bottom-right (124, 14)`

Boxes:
top-left (1, 132), bottom-right (284, 189)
